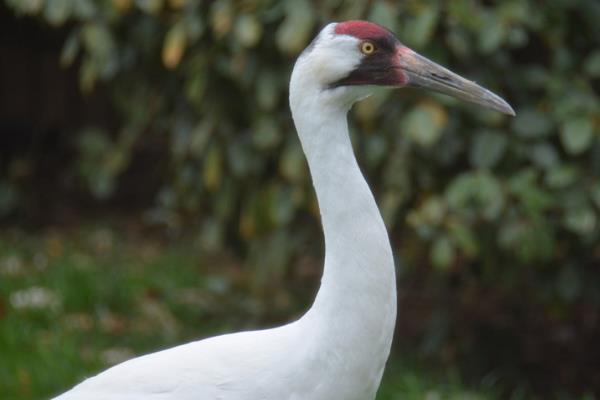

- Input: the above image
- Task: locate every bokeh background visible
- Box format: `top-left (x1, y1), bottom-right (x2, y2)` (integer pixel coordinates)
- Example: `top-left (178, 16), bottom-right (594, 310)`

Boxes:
top-left (1, 0), bottom-right (599, 399)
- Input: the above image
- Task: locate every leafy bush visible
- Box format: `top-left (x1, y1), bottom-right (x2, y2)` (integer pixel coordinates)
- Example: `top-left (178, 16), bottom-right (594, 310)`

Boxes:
top-left (4, 0), bottom-right (600, 397)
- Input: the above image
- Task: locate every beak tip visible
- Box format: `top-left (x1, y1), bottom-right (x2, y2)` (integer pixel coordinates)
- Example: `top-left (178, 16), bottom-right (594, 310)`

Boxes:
top-left (502, 105), bottom-right (516, 117)
top-left (498, 100), bottom-right (516, 117)
top-left (485, 89), bottom-right (515, 116)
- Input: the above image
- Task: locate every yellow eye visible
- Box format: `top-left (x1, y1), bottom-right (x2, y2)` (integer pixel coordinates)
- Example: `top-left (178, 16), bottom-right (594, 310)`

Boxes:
top-left (360, 41), bottom-right (376, 55)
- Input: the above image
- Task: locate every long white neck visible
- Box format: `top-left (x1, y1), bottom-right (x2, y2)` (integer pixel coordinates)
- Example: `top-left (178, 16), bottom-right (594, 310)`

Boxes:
top-left (290, 60), bottom-right (397, 378)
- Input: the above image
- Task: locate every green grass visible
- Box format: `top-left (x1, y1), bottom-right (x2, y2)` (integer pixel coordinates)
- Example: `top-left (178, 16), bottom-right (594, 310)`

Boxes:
top-left (0, 226), bottom-right (495, 400)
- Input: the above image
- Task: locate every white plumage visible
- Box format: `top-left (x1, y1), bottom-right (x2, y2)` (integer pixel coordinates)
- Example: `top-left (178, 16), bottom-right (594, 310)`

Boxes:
top-left (54, 20), bottom-right (513, 400)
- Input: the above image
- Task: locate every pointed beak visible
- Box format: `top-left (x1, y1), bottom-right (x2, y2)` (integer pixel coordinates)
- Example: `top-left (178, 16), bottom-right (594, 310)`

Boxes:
top-left (395, 46), bottom-right (515, 116)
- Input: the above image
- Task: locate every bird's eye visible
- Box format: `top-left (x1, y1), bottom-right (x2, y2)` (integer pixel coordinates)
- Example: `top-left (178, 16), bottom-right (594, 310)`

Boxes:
top-left (360, 41), bottom-right (376, 55)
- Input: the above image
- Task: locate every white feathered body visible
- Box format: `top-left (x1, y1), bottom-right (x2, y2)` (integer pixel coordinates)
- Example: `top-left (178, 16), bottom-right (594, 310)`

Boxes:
top-left (54, 23), bottom-right (397, 400)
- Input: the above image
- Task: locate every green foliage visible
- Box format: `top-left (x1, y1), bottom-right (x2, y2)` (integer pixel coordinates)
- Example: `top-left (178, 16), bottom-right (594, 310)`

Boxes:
top-left (0, 228), bottom-right (496, 400)
top-left (4, 0), bottom-right (600, 397)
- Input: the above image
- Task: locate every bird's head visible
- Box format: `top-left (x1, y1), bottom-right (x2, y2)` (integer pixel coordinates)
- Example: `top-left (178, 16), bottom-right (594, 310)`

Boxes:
top-left (291, 20), bottom-right (514, 116)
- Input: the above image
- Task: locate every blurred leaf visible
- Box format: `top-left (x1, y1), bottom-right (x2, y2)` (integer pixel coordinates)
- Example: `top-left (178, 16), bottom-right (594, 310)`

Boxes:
top-left (355, 91), bottom-right (389, 122)
top-left (380, 190), bottom-right (403, 226)
top-left (202, 144), bottom-right (223, 192)
top-left (0, 180), bottom-right (18, 216)
top-left (364, 134), bottom-right (387, 168)
top-left (185, 55), bottom-right (209, 108)
top-left (591, 183), bottom-right (600, 209)
top-left (182, 13), bottom-right (205, 41)
top-left (446, 28), bottom-right (469, 57)
top-left (210, 0), bottom-right (234, 38)
top-left (79, 58), bottom-right (97, 92)
top-left (508, 169), bottom-right (554, 214)
top-left (239, 194), bottom-right (258, 239)
top-left (113, 0), bottom-right (133, 12)
top-left (214, 181), bottom-right (235, 221)
top-left (189, 121), bottom-right (213, 157)
top-left (557, 265), bottom-right (581, 303)
top-left (512, 109), bottom-right (554, 139)
top-left (163, 22), bottom-right (187, 69)
top-left (252, 116), bottom-right (281, 150)
top-left (563, 207), bottom-right (597, 235)
top-left (276, 0), bottom-right (314, 55)
top-left (401, 3), bottom-right (439, 48)
top-left (530, 143), bottom-right (559, 170)
top-left (522, 66), bottom-right (549, 88)
top-left (447, 221), bottom-right (478, 256)
top-left (7, 0), bottom-right (45, 14)
top-left (420, 196), bottom-right (446, 226)
top-left (553, 46), bottom-right (574, 72)
top-left (584, 51), bottom-right (600, 77)
top-left (506, 26), bottom-right (528, 47)
top-left (446, 172), bottom-right (504, 220)
top-left (81, 22), bottom-right (117, 79)
top-left (199, 217), bottom-right (224, 250)
top-left (235, 14), bottom-right (263, 48)
top-left (60, 32), bottom-right (80, 67)
top-left (77, 127), bottom-right (123, 198)
top-left (168, 0), bottom-right (186, 9)
top-left (403, 102), bottom-right (448, 147)
top-left (369, 1), bottom-right (398, 35)
top-left (44, 0), bottom-right (72, 26)
top-left (560, 117), bottom-right (594, 155)
top-left (171, 118), bottom-right (193, 159)
top-left (228, 138), bottom-right (259, 178)
top-left (72, 0), bottom-right (95, 18)
top-left (136, 0), bottom-right (163, 14)
top-left (498, 219), bottom-right (555, 262)
top-left (431, 236), bottom-right (454, 270)
top-left (478, 13), bottom-right (505, 53)
top-left (499, 1), bottom-right (529, 21)
top-left (279, 142), bottom-right (306, 183)
top-left (268, 185), bottom-right (295, 226)
top-left (469, 130), bottom-right (507, 168)
top-left (553, 88), bottom-right (599, 120)
top-left (545, 165), bottom-right (579, 189)
top-left (256, 71), bottom-right (280, 111)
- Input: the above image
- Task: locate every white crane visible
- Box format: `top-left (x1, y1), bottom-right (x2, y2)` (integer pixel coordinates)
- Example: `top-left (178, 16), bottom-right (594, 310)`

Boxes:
top-left (53, 21), bottom-right (514, 400)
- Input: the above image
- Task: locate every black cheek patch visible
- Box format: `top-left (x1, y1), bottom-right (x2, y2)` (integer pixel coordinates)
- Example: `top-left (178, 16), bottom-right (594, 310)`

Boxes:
top-left (328, 34), bottom-right (404, 89)
top-left (329, 52), bottom-right (407, 88)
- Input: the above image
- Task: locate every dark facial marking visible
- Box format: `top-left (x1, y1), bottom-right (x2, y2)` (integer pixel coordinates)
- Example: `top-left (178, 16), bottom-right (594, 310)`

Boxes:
top-left (330, 22), bottom-right (406, 88)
